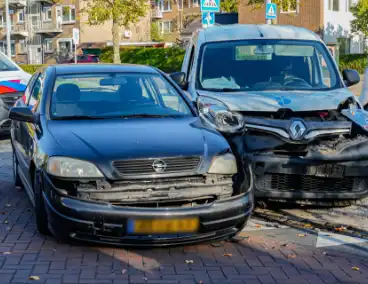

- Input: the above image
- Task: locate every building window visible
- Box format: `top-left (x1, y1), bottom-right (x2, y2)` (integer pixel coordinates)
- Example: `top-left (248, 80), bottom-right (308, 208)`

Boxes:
top-left (346, 0), bottom-right (356, 12)
top-left (338, 37), bottom-right (351, 55)
top-left (57, 38), bottom-right (73, 55)
top-left (192, 0), bottom-right (199, 7)
top-left (43, 6), bottom-right (52, 21)
top-left (19, 40), bottom-right (26, 53)
top-left (44, 38), bottom-right (53, 52)
top-left (0, 41), bottom-right (16, 56)
top-left (158, 0), bottom-right (171, 12)
top-left (18, 9), bottom-right (25, 23)
top-left (62, 5), bottom-right (76, 23)
top-left (280, 0), bottom-right (298, 13)
top-left (160, 21), bottom-right (172, 34)
top-left (0, 12), bottom-right (4, 27)
top-left (329, 0), bottom-right (339, 11)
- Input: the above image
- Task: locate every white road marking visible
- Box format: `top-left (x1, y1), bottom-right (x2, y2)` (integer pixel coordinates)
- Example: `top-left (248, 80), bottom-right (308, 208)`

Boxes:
top-left (316, 231), bottom-right (368, 248)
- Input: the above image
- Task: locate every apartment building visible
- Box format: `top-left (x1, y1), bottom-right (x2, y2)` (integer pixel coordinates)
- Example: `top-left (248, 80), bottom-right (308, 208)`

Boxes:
top-left (238, 0), bottom-right (365, 55)
top-left (151, 0), bottom-right (201, 42)
top-left (0, 0), bottom-right (151, 64)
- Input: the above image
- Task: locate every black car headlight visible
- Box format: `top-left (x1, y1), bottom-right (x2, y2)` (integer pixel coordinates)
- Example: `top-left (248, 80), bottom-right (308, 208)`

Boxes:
top-left (197, 96), bottom-right (244, 133)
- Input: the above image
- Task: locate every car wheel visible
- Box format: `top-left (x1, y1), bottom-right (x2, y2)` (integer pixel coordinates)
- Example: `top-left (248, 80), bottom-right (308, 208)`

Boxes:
top-left (33, 171), bottom-right (51, 236)
top-left (12, 151), bottom-right (23, 188)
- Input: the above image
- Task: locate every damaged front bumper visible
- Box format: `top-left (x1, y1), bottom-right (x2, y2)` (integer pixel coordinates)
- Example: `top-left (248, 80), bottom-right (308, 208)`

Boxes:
top-left (42, 173), bottom-right (253, 246)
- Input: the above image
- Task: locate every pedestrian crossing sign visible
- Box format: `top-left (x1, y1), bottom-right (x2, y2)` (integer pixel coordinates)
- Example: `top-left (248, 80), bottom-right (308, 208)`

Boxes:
top-left (201, 0), bottom-right (220, 12)
top-left (266, 3), bottom-right (277, 20)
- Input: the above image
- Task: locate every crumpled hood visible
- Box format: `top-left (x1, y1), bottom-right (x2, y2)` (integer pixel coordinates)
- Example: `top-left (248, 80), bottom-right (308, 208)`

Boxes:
top-left (46, 117), bottom-right (229, 161)
top-left (198, 88), bottom-right (357, 112)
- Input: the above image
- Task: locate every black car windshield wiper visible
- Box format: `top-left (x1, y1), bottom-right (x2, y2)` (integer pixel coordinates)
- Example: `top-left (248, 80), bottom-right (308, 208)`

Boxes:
top-left (52, 115), bottom-right (107, 120)
top-left (119, 114), bottom-right (185, 118)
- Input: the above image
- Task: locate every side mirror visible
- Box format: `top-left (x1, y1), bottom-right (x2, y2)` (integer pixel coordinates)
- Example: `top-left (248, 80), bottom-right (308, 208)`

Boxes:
top-left (170, 72), bottom-right (188, 90)
top-left (343, 69), bottom-right (360, 87)
top-left (8, 107), bottom-right (35, 123)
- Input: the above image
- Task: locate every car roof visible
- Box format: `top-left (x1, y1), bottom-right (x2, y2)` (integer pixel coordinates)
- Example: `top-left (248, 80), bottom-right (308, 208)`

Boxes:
top-left (195, 24), bottom-right (322, 44)
top-left (48, 64), bottom-right (159, 75)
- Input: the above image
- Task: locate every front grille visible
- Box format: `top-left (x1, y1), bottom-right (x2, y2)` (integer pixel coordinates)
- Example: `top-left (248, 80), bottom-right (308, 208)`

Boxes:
top-left (256, 173), bottom-right (367, 192)
top-left (113, 156), bottom-right (201, 176)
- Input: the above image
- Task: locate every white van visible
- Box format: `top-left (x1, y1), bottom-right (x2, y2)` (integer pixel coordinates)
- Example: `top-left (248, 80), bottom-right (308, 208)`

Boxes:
top-left (0, 51), bottom-right (31, 133)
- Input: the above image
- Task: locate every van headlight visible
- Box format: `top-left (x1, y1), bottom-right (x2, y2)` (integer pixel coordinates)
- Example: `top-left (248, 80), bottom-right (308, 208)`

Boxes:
top-left (46, 157), bottom-right (104, 178)
top-left (197, 96), bottom-right (244, 133)
top-left (208, 153), bottom-right (237, 174)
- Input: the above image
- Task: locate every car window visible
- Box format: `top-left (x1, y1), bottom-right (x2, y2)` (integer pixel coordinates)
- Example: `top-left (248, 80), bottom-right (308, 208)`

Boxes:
top-left (28, 73), bottom-right (44, 113)
top-left (23, 73), bottom-right (39, 103)
top-left (50, 73), bottom-right (193, 119)
top-left (197, 40), bottom-right (343, 92)
top-left (0, 52), bottom-right (19, 72)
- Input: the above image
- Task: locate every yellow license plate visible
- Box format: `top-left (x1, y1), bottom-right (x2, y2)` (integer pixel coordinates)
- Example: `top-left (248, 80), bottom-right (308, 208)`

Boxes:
top-left (128, 218), bottom-right (199, 234)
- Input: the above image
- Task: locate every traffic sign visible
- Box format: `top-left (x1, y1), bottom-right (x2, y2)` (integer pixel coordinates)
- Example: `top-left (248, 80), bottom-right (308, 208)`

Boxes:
top-left (265, 3), bottom-right (277, 20)
top-left (202, 12), bottom-right (215, 28)
top-left (201, 0), bottom-right (220, 12)
top-left (72, 28), bottom-right (80, 45)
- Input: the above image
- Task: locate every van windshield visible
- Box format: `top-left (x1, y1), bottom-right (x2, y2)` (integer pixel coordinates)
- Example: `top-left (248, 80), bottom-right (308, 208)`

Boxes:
top-left (197, 40), bottom-right (343, 92)
top-left (0, 52), bottom-right (19, 72)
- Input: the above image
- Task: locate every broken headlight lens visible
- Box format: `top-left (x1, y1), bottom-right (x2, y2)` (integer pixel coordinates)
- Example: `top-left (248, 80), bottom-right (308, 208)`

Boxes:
top-left (208, 153), bottom-right (238, 174)
top-left (46, 157), bottom-right (104, 178)
top-left (197, 96), bottom-right (244, 133)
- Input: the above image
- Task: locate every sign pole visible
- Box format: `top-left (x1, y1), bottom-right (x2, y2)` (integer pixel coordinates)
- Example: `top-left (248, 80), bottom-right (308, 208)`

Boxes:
top-left (5, 0), bottom-right (11, 58)
top-left (265, 0), bottom-right (272, 24)
top-left (74, 44), bottom-right (77, 64)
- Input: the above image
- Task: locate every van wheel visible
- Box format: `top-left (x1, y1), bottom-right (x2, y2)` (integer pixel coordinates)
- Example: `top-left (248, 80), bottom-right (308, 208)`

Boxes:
top-left (12, 152), bottom-right (23, 188)
top-left (33, 171), bottom-right (50, 235)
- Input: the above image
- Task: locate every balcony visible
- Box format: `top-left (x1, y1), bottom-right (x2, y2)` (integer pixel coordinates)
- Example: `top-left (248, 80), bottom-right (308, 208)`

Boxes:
top-left (32, 21), bottom-right (62, 34)
top-left (31, 0), bottom-right (57, 4)
top-left (151, 8), bottom-right (163, 19)
top-left (9, 0), bottom-right (27, 8)
top-left (11, 23), bottom-right (28, 37)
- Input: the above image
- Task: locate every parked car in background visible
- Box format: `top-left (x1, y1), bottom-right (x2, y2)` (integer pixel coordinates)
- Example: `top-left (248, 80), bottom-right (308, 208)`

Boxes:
top-left (0, 51), bottom-right (31, 134)
top-left (9, 64), bottom-right (253, 246)
top-left (170, 24), bottom-right (367, 205)
top-left (67, 55), bottom-right (100, 64)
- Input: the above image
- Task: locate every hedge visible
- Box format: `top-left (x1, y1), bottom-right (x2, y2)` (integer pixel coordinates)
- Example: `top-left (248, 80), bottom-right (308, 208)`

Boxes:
top-left (18, 51), bottom-right (368, 75)
top-left (339, 54), bottom-right (367, 74)
top-left (100, 47), bottom-right (185, 73)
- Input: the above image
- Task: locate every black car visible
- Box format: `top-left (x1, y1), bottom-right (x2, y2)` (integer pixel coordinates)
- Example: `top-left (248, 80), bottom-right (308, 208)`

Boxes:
top-left (9, 64), bottom-right (253, 246)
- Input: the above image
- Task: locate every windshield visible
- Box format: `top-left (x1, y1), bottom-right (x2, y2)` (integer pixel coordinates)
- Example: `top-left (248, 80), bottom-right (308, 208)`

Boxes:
top-left (197, 40), bottom-right (342, 92)
top-left (50, 73), bottom-right (193, 119)
top-left (0, 52), bottom-right (19, 72)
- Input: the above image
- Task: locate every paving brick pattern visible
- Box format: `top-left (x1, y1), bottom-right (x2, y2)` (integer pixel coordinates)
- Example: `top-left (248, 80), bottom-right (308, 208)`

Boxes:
top-left (0, 140), bottom-right (367, 284)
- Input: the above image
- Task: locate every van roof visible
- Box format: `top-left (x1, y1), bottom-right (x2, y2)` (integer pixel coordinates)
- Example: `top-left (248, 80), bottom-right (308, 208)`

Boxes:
top-left (195, 24), bottom-right (322, 44)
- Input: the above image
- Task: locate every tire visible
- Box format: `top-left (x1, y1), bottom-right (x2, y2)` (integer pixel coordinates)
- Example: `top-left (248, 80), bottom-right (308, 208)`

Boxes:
top-left (12, 151), bottom-right (23, 188)
top-left (33, 171), bottom-right (51, 236)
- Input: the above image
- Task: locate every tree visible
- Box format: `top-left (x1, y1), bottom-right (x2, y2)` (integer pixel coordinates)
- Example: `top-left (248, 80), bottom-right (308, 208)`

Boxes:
top-left (221, 0), bottom-right (239, 12)
top-left (151, 22), bottom-right (164, 42)
top-left (81, 0), bottom-right (149, 63)
top-left (351, 0), bottom-right (368, 38)
top-left (247, 0), bottom-right (297, 13)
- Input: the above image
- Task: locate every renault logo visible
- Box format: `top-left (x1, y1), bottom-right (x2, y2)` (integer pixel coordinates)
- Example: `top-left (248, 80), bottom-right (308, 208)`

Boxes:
top-left (152, 159), bottom-right (167, 173)
top-left (289, 120), bottom-right (306, 140)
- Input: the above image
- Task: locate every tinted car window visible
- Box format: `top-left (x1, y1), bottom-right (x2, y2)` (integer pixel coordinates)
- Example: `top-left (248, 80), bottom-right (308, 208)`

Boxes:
top-left (198, 40), bottom-right (342, 92)
top-left (50, 73), bottom-right (193, 118)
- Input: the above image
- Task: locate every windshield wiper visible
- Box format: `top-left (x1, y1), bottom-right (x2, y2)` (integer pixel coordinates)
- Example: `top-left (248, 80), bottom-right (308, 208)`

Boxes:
top-left (52, 115), bottom-right (107, 120)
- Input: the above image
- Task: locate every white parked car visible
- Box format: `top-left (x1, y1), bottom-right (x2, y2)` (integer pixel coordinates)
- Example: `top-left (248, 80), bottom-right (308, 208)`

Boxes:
top-left (0, 51), bottom-right (31, 133)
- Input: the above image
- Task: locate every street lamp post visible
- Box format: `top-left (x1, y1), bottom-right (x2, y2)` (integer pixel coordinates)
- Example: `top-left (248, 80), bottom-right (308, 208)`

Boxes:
top-left (5, 0), bottom-right (12, 58)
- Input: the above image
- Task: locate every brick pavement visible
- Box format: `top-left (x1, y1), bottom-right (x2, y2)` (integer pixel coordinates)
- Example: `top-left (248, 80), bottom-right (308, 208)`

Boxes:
top-left (0, 140), bottom-right (367, 284)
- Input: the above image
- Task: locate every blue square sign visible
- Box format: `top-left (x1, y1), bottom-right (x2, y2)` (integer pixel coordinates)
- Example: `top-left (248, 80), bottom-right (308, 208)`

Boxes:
top-left (201, 0), bottom-right (220, 12)
top-left (265, 3), bottom-right (277, 20)
top-left (202, 12), bottom-right (215, 27)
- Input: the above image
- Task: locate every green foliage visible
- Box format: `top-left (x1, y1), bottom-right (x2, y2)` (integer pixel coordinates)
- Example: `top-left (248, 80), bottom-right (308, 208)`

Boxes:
top-left (247, 0), bottom-right (296, 11)
top-left (100, 47), bottom-right (185, 73)
top-left (221, 0), bottom-right (239, 12)
top-left (20, 64), bottom-right (46, 74)
top-left (339, 54), bottom-right (367, 74)
top-left (151, 22), bottom-right (163, 42)
top-left (351, 0), bottom-right (368, 37)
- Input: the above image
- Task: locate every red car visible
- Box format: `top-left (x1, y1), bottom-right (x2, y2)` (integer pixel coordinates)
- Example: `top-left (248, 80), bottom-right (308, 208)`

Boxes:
top-left (68, 55), bottom-right (100, 63)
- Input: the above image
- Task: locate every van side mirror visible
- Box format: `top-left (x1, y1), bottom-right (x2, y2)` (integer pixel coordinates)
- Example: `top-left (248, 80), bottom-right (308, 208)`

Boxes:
top-left (170, 72), bottom-right (188, 90)
top-left (8, 107), bottom-right (35, 123)
top-left (343, 69), bottom-right (360, 87)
